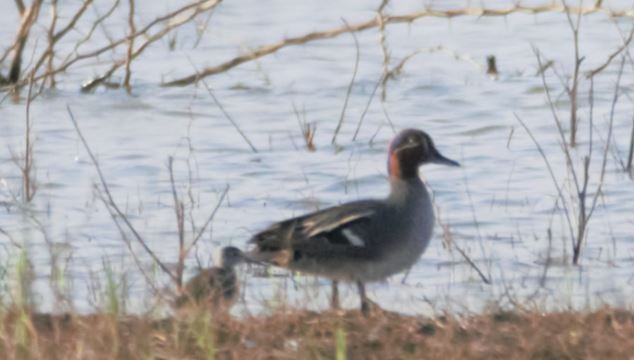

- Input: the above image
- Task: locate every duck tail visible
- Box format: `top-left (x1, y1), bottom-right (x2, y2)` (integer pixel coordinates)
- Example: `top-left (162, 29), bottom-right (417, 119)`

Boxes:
top-left (247, 220), bottom-right (297, 266)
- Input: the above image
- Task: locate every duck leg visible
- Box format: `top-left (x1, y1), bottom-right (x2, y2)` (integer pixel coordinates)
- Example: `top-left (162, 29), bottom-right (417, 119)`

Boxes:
top-left (356, 281), bottom-right (369, 315)
top-left (331, 280), bottom-right (340, 309)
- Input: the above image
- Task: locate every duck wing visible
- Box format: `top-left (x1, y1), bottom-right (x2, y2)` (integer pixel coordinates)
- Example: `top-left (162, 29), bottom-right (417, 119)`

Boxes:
top-left (248, 200), bottom-right (383, 266)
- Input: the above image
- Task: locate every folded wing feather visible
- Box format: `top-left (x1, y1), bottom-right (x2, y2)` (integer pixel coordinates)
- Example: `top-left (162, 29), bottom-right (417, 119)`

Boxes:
top-left (250, 200), bottom-right (381, 258)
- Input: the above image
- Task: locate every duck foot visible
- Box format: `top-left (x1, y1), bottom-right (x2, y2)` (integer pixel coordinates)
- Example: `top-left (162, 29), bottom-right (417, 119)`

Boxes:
top-left (331, 280), bottom-right (340, 310)
top-left (357, 282), bottom-right (382, 316)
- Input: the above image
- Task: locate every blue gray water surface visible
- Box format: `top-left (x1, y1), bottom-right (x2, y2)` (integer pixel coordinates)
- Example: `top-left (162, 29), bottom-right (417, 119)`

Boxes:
top-left (0, 0), bottom-right (633, 315)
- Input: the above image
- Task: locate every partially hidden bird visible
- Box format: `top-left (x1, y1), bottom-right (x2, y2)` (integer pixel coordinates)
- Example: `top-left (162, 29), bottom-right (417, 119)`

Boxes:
top-left (174, 246), bottom-right (247, 310)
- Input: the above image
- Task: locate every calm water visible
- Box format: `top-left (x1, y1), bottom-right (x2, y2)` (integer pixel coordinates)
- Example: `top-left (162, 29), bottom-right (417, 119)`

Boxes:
top-left (1, 0), bottom-right (633, 314)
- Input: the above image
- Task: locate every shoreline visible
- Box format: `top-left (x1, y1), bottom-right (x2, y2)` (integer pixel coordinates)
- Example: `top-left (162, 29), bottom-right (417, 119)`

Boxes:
top-left (2, 306), bottom-right (632, 358)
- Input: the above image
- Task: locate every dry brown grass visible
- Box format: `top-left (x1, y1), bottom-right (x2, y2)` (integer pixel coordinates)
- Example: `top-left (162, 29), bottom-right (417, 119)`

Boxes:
top-left (1, 306), bottom-right (633, 359)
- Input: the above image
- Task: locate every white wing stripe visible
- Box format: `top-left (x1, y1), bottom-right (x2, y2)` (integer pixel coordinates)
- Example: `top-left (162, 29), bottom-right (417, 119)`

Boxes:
top-left (342, 229), bottom-right (365, 247)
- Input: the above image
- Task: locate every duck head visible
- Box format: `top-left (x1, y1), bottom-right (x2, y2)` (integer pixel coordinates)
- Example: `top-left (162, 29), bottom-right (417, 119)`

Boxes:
top-left (387, 129), bottom-right (459, 179)
top-left (220, 246), bottom-right (246, 268)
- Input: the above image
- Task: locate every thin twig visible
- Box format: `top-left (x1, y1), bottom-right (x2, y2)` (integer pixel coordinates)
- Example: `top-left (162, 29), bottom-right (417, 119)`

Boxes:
top-left (533, 47), bottom-right (581, 194)
top-left (168, 157), bottom-right (186, 289)
top-left (66, 105), bottom-right (178, 284)
top-left (585, 25), bottom-right (634, 78)
top-left (185, 185), bottom-right (229, 255)
top-left (124, 0), bottom-right (136, 92)
top-left (563, 0), bottom-right (584, 147)
top-left (380, 102), bottom-right (396, 133)
top-left (22, 70), bottom-right (36, 202)
top-left (436, 205), bottom-right (491, 285)
top-left (30, 0), bottom-right (93, 86)
top-left (514, 112), bottom-right (576, 246)
top-left (352, 74), bottom-right (383, 141)
top-left (462, 161), bottom-right (492, 281)
top-left (331, 19), bottom-right (359, 145)
top-left (63, 0), bottom-right (120, 65)
top-left (586, 57), bottom-right (624, 222)
top-left (198, 77), bottom-right (258, 153)
top-left (572, 58), bottom-right (623, 264)
top-left (94, 188), bottom-right (164, 298)
top-left (31, 0), bottom-right (219, 86)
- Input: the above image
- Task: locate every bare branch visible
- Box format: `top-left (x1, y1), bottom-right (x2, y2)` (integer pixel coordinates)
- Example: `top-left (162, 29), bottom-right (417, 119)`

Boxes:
top-left (163, 3), bottom-right (628, 86)
top-left (64, 0), bottom-right (120, 64)
top-left (33, 0), bottom-right (219, 86)
top-left (572, 58), bottom-right (624, 264)
top-left (562, 0), bottom-right (584, 147)
top-left (586, 57), bottom-right (624, 222)
top-left (29, 0), bottom-right (93, 86)
top-left (585, 25), bottom-right (634, 78)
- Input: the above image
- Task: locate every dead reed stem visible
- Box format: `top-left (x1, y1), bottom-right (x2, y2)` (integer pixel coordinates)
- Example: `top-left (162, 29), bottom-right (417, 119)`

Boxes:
top-left (66, 106), bottom-right (178, 284)
top-left (436, 206), bottom-right (491, 285)
top-left (627, 117), bottom-right (634, 175)
top-left (22, 71), bottom-right (36, 203)
top-left (185, 185), bottom-right (228, 256)
top-left (574, 57), bottom-right (624, 264)
top-left (586, 25), bottom-right (634, 78)
top-left (168, 157), bottom-right (186, 289)
top-left (45, 0), bottom-right (58, 87)
top-left (123, 0), bottom-right (136, 93)
top-left (514, 113), bottom-right (576, 254)
top-left (352, 74), bottom-right (382, 142)
top-left (563, 0), bottom-right (583, 147)
top-left (516, 54), bottom-right (624, 265)
top-left (67, 105), bottom-right (230, 296)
